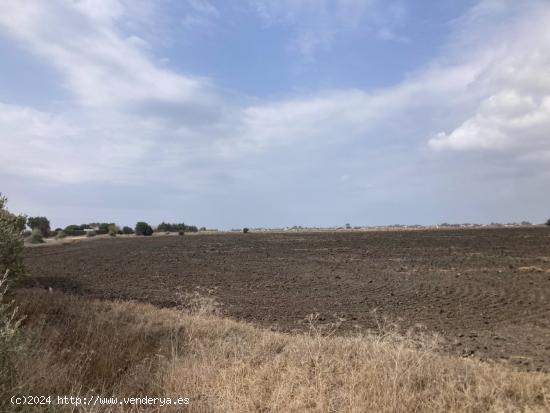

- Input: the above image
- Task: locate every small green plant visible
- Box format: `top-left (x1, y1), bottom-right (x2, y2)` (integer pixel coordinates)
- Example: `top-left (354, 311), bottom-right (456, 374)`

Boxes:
top-left (135, 222), bottom-right (153, 236)
top-left (27, 229), bottom-right (44, 244)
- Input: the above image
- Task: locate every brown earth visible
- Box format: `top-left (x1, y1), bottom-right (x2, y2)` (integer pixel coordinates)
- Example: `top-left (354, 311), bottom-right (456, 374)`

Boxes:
top-left (23, 227), bottom-right (550, 372)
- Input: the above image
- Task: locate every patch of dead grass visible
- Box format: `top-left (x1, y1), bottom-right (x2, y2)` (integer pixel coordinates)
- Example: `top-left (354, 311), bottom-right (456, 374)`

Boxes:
top-left (518, 266), bottom-right (545, 272)
top-left (5, 289), bottom-right (550, 412)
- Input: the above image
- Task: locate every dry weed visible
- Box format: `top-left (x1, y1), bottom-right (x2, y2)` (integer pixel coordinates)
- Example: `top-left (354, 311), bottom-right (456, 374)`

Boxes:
top-left (6, 289), bottom-right (550, 413)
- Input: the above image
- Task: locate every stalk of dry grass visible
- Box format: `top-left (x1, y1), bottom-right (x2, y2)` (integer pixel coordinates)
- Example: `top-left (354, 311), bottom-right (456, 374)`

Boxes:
top-left (6, 289), bottom-right (550, 412)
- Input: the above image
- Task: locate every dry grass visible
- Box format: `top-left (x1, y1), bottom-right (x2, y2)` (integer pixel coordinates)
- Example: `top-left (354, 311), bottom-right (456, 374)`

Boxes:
top-left (517, 266), bottom-right (545, 273)
top-left (4, 289), bottom-right (550, 412)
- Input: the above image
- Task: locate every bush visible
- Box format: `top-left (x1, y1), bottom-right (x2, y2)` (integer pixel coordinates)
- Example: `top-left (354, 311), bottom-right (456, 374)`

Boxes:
top-left (157, 222), bottom-right (198, 232)
top-left (546, 219), bottom-right (550, 226)
top-left (135, 222), bottom-right (153, 236)
top-left (243, 227), bottom-right (249, 234)
top-left (178, 230), bottom-right (185, 236)
top-left (27, 216), bottom-right (51, 237)
top-left (108, 224), bottom-right (120, 236)
top-left (0, 269), bottom-right (23, 400)
top-left (27, 229), bottom-right (44, 244)
top-left (96, 223), bottom-right (113, 235)
top-left (64, 225), bottom-right (86, 236)
top-left (122, 226), bottom-right (134, 235)
top-left (55, 231), bottom-right (66, 239)
top-left (0, 194), bottom-right (25, 279)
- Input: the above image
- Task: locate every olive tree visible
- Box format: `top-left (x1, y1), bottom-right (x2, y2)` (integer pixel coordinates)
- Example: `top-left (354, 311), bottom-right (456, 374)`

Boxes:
top-left (0, 194), bottom-right (25, 279)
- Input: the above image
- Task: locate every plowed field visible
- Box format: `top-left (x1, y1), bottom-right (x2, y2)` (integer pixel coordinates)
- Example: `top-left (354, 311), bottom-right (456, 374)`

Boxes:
top-left (24, 227), bottom-right (550, 371)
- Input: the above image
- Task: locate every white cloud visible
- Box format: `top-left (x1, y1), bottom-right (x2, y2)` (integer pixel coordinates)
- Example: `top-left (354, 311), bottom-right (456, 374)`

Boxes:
top-left (429, 0), bottom-right (550, 163)
top-left (1, 0), bottom-right (550, 216)
top-left (430, 92), bottom-right (550, 154)
top-left (0, 0), bottom-right (209, 108)
top-left (249, 0), bottom-right (408, 57)
top-left (181, 0), bottom-right (220, 30)
top-left (0, 0), bottom-right (225, 185)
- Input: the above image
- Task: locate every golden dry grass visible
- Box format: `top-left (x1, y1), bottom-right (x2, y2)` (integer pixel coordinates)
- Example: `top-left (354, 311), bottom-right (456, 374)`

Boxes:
top-left (4, 289), bottom-right (550, 412)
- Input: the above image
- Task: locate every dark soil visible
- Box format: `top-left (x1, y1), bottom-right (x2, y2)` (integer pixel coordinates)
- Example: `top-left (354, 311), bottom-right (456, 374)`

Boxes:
top-left (23, 227), bottom-right (550, 371)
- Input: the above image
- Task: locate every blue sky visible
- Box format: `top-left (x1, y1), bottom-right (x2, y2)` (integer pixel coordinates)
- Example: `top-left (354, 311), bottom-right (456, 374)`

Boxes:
top-left (1, 0), bottom-right (549, 229)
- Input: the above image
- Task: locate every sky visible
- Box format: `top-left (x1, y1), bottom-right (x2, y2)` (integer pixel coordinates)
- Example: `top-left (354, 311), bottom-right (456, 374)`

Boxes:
top-left (1, 0), bottom-right (549, 229)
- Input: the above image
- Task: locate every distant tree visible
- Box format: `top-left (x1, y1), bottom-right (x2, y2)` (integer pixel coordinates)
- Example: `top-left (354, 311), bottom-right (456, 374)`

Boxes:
top-left (157, 222), bottom-right (173, 232)
top-left (243, 227), bottom-right (249, 234)
top-left (27, 216), bottom-right (51, 237)
top-left (156, 222), bottom-right (198, 233)
top-left (64, 225), bottom-right (86, 236)
top-left (95, 223), bottom-right (113, 235)
top-left (122, 226), bottom-right (134, 235)
top-left (135, 222), bottom-right (153, 236)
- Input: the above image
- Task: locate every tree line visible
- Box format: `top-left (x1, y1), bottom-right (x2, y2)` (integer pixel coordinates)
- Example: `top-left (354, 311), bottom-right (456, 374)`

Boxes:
top-left (9, 207), bottom-right (201, 243)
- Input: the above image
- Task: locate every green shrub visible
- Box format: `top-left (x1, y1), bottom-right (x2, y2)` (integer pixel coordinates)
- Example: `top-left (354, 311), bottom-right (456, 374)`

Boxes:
top-left (0, 194), bottom-right (25, 396)
top-left (122, 226), bottom-right (134, 235)
top-left (96, 223), bottom-right (111, 235)
top-left (0, 194), bottom-right (25, 279)
top-left (243, 228), bottom-right (249, 234)
top-left (135, 222), bottom-right (153, 236)
top-left (64, 225), bottom-right (86, 236)
top-left (27, 229), bottom-right (44, 244)
top-left (27, 216), bottom-right (51, 237)
top-left (108, 224), bottom-right (120, 236)
top-left (157, 222), bottom-right (198, 232)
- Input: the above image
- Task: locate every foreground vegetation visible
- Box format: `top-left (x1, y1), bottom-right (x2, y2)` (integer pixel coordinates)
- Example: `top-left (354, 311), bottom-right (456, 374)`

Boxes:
top-left (1, 289), bottom-right (548, 412)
